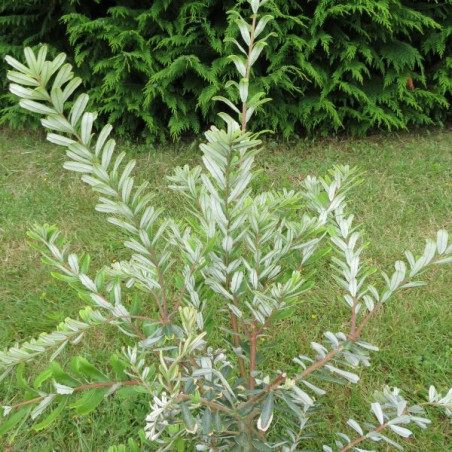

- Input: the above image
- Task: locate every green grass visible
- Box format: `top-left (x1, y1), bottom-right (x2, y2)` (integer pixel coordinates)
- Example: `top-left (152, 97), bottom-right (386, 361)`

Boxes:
top-left (0, 127), bottom-right (451, 450)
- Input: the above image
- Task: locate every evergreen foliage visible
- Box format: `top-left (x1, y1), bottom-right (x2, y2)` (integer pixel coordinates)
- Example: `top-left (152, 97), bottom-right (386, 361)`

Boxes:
top-left (0, 0), bottom-right (451, 139)
top-left (2, 1), bottom-right (452, 448)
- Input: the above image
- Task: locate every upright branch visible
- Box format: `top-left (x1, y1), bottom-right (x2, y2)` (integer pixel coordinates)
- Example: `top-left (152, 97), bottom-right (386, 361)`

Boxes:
top-left (241, 13), bottom-right (258, 131)
top-left (2, 0), bottom-right (452, 450)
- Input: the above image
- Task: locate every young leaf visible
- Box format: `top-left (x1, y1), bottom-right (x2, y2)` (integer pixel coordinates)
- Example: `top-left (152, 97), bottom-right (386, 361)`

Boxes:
top-left (389, 424), bottom-right (412, 438)
top-left (371, 402), bottom-right (384, 425)
top-left (228, 55), bottom-right (247, 77)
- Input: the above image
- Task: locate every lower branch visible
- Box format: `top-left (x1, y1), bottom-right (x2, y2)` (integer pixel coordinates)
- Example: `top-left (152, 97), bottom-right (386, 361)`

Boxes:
top-left (9, 380), bottom-right (141, 411)
top-left (339, 422), bottom-right (388, 452)
top-left (298, 347), bottom-right (344, 380)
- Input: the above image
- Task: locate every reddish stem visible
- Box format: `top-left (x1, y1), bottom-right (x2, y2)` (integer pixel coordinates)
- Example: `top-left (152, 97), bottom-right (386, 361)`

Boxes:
top-left (249, 322), bottom-right (258, 390)
top-left (339, 422), bottom-right (388, 451)
top-left (9, 380), bottom-right (141, 411)
top-left (299, 347), bottom-right (343, 379)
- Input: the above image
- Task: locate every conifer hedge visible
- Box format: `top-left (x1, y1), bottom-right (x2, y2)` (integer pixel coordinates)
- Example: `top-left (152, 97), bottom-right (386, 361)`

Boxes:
top-left (1, 0), bottom-right (451, 140)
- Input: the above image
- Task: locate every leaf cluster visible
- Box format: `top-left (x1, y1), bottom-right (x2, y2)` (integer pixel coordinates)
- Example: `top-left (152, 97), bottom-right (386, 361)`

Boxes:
top-left (1, 1), bottom-right (452, 450)
top-left (0, 0), bottom-right (451, 139)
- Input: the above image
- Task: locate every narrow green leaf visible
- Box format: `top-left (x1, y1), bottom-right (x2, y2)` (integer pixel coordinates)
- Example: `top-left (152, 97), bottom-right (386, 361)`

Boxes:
top-left (181, 402), bottom-right (197, 433)
top-left (33, 397), bottom-right (68, 431)
top-left (16, 363), bottom-right (31, 390)
top-left (70, 388), bottom-right (108, 415)
top-left (272, 306), bottom-right (296, 321)
top-left (201, 408), bottom-right (212, 435)
top-left (49, 361), bottom-right (80, 387)
top-left (212, 96), bottom-right (240, 114)
top-left (33, 368), bottom-right (53, 390)
top-left (73, 357), bottom-right (108, 382)
top-left (41, 115), bottom-right (74, 134)
top-left (0, 407), bottom-right (31, 436)
top-left (109, 354), bottom-right (128, 380)
top-left (257, 392), bottom-right (274, 432)
top-left (50, 53), bottom-right (67, 75)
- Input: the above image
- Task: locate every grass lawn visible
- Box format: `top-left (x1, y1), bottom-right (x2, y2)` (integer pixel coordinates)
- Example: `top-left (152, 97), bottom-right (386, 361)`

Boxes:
top-left (0, 127), bottom-right (451, 450)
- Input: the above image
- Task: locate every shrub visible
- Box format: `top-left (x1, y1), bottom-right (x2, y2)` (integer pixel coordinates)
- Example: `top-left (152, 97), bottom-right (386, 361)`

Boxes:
top-left (0, 0), bottom-right (450, 140)
top-left (2, 1), bottom-right (451, 449)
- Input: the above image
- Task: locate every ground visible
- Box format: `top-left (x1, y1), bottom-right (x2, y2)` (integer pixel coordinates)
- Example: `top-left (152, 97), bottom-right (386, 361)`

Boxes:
top-left (0, 127), bottom-right (451, 450)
